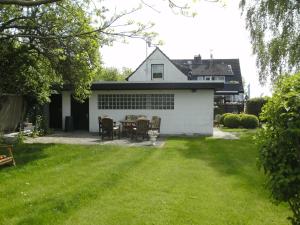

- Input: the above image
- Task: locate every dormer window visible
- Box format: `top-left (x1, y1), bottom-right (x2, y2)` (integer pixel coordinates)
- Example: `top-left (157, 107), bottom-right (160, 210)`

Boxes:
top-left (212, 76), bottom-right (225, 81)
top-left (151, 64), bottom-right (164, 80)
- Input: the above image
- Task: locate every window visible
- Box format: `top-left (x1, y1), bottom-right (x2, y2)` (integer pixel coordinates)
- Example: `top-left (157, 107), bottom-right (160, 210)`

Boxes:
top-left (197, 76), bottom-right (204, 80)
top-left (151, 64), bottom-right (164, 80)
top-left (205, 76), bottom-right (212, 81)
top-left (98, 94), bottom-right (174, 110)
top-left (213, 76), bottom-right (225, 81)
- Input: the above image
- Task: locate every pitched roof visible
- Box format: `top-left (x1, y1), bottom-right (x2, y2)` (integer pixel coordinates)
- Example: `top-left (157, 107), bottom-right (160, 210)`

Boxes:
top-left (172, 58), bottom-right (244, 94)
top-left (124, 48), bottom-right (244, 94)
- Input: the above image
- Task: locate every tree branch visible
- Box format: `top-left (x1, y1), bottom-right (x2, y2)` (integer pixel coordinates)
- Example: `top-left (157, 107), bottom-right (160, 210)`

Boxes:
top-left (0, 0), bottom-right (61, 6)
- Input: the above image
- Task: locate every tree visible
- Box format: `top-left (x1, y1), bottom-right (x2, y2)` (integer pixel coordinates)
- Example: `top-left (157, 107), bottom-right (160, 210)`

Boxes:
top-left (246, 97), bottom-right (268, 118)
top-left (94, 67), bottom-right (132, 81)
top-left (0, 0), bottom-right (61, 6)
top-left (0, 0), bottom-right (225, 103)
top-left (0, 1), bottom-right (102, 102)
top-left (256, 72), bottom-right (300, 225)
top-left (0, 0), bottom-right (156, 103)
top-left (240, 0), bottom-right (300, 84)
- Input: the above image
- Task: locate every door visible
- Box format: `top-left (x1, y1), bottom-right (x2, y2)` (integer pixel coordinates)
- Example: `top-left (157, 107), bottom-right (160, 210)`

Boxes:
top-left (49, 94), bottom-right (62, 129)
top-left (71, 97), bottom-right (89, 131)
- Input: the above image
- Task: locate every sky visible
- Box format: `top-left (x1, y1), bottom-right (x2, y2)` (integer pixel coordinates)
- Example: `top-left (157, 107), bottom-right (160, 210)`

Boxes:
top-left (100, 0), bottom-right (272, 98)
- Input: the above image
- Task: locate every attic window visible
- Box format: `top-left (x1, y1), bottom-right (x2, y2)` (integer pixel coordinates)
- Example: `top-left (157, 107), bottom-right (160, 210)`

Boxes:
top-left (227, 65), bottom-right (233, 73)
top-left (151, 64), bottom-right (164, 80)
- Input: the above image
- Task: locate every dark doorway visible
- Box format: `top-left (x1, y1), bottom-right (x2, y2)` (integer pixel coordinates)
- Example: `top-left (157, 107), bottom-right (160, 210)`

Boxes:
top-left (71, 97), bottom-right (89, 131)
top-left (49, 94), bottom-right (62, 129)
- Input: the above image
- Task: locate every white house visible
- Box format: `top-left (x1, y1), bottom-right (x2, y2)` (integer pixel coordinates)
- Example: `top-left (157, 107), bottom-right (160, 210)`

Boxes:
top-left (50, 48), bottom-right (223, 135)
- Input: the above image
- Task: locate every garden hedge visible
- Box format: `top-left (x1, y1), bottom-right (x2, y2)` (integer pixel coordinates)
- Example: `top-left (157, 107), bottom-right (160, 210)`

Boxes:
top-left (223, 114), bottom-right (240, 128)
top-left (240, 114), bottom-right (259, 129)
top-left (220, 113), bottom-right (233, 125)
top-left (221, 113), bottom-right (259, 129)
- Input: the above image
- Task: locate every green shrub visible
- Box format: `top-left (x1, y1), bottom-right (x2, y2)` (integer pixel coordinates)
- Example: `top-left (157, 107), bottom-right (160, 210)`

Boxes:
top-left (240, 114), bottom-right (259, 128)
top-left (246, 97), bottom-right (268, 117)
top-left (223, 114), bottom-right (240, 128)
top-left (256, 72), bottom-right (300, 224)
top-left (220, 113), bottom-right (233, 125)
top-left (16, 131), bottom-right (25, 144)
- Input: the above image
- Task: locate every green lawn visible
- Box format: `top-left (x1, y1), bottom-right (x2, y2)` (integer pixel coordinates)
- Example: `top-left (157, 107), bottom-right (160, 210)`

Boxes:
top-left (0, 132), bottom-right (290, 225)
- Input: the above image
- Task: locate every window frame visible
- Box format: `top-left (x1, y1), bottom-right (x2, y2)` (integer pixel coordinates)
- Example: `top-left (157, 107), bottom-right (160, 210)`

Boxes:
top-left (205, 76), bottom-right (212, 81)
top-left (151, 64), bottom-right (164, 80)
top-left (214, 76), bottom-right (225, 81)
top-left (97, 94), bottom-right (174, 110)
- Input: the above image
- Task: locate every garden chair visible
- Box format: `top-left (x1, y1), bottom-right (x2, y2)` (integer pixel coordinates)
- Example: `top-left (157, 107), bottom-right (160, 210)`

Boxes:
top-left (132, 118), bottom-right (150, 141)
top-left (150, 116), bottom-right (161, 133)
top-left (137, 115), bottom-right (147, 119)
top-left (125, 115), bottom-right (138, 121)
top-left (0, 145), bottom-right (16, 167)
top-left (123, 115), bottom-right (138, 137)
top-left (101, 117), bottom-right (120, 140)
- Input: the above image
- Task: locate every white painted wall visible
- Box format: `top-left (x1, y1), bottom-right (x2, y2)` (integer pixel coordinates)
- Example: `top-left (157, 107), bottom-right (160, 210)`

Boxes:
top-left (128, 48), bottom-right (187, 82)
top-left (62, 91), bottom-right (71, 129)
top-left (89, 89), bottom-right (214, 135)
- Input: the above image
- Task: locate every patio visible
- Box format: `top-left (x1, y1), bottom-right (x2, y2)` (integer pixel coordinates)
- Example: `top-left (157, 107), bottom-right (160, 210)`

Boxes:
top-left (24, 131), bottom-right (166, 147)
top-left (23, 128), bottom-right (237, 146)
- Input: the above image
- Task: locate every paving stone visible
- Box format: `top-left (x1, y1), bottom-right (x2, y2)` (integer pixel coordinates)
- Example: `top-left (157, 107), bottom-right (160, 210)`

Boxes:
top-left (24, 131), bottom-right (165, 147)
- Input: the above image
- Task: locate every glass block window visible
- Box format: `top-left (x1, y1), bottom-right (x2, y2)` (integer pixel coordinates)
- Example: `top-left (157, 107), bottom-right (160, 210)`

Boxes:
top-left (151, 64), bottom-right (164, 79)
top-left (98, 94), bottom-right (174, 110)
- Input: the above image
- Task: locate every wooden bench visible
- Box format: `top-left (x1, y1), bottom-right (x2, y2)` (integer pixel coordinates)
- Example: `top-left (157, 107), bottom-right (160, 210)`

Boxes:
top-left (0, 145), bottom-right (16, 166)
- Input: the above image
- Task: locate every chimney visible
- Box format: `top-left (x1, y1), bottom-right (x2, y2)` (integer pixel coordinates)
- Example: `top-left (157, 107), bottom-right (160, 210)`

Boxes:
top-left (194, 54), bottom-right (202, 64)
top-left (209, 53), bottom-right (214, 68)
top-left (209, 49), bottom-right (214, 68)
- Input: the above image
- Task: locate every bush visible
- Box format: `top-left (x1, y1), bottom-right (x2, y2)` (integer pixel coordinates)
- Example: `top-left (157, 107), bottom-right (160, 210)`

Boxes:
top-left (246, 97), bottom-right (268, 117)
top-left (220, 113), bottom-right (233, 125)
top-left (223, 114), bottom-right (240, 128)
top-left (256, 72), bottom-right (300, 224)
top-left (240, 114), bottom-right (259, 128)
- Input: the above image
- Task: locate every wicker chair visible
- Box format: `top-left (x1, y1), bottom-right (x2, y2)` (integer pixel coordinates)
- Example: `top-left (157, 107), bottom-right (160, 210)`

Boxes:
top-left (151, 116), bottom-right (161, 133)
top-left (132, 118), bottom-right (150, 140)
top-left (101, 117), bottom-right (120, 140)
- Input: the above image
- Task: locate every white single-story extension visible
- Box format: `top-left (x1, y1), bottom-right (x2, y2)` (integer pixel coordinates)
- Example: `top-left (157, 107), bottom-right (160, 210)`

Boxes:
top-left (50, 48), bottom-right (223, 135)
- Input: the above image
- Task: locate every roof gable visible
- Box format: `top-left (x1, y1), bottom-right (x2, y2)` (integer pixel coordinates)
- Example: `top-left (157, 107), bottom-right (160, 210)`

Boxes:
top-left (126, 47), bottom-right (187, 81)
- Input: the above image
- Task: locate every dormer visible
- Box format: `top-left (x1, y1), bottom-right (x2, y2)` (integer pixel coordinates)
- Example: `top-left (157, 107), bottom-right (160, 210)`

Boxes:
top-left (126, 48), bottom-right (187, 82)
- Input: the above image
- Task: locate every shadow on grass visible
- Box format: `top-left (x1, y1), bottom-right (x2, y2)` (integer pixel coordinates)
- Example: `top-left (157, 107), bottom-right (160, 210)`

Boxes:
top-left (0, 143), bottom-right (54, 169)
